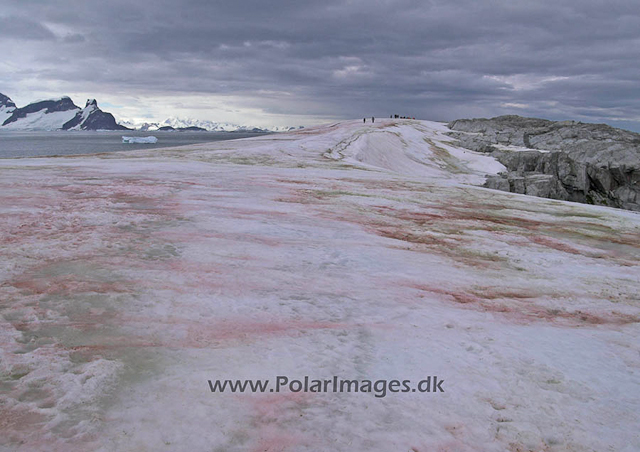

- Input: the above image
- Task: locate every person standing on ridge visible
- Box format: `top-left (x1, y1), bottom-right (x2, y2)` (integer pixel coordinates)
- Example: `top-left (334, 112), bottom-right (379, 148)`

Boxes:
top-left (363, 118), bottom-right (366, 123)
top-left (371, 117), bottom-right (375, 123)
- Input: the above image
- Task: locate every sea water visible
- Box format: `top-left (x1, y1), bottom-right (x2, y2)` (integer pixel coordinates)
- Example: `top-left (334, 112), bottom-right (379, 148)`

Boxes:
top-left (0, 130), bottom-right (268, 159)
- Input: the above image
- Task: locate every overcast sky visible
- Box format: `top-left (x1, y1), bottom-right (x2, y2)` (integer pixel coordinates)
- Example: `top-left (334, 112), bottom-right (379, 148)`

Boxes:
top-left (1, 0), bottom-right (639, 130)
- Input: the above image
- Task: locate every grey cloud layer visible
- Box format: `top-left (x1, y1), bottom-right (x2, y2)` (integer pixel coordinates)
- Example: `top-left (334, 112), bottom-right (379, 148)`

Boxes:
top-left (1, 0), bottom-right (639, 129)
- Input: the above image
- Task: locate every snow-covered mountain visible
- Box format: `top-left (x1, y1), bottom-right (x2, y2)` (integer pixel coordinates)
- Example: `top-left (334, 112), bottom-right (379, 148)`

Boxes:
top-left (63, 99), bottom-right (129, 131)
top-left (0, 92), bottom-right (303, 132)
top-left (0, 93), bottom-right (129, 131)
top-left (0, 93), bottom-right (16, 125)
top-left (1, 96), bottom-right (78, 130)
top-left (124, 117), bottom-right (304, 133)
top-left (161, 117), bottom-right (248, 132)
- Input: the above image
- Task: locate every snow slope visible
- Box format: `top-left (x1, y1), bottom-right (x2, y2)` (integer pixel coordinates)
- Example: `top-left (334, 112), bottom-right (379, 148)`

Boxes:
top-left (1, 109), bottom-right (79, 131)
top-left (0, 105), bottom-right (15, 125)
top-left (0, 119), bottom-right (638, 452)
top-left (323, 120), bottom-right (505, 184)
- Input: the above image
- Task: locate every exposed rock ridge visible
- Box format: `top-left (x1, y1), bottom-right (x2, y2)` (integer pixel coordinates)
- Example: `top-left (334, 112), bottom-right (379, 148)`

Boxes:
top-left (0, 92), bottom-right (16, 109)
top-left (447, 115), bottom-right (640, 211)
top-left (62, 99), bottom-right (129, 131)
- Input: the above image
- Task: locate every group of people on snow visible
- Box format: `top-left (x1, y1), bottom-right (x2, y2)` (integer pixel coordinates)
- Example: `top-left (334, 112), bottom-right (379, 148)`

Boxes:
top-left (363, 115), bottom-right (416, 123)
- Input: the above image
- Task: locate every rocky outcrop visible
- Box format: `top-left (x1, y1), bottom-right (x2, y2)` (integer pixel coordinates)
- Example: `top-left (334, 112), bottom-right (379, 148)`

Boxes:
top-left (0, 92), bottom-right (16, 124)
top-left (448, 115), bottom-right (640, 211)
top-left (178, 126), bottom-right (207, 132)
top-left (62, 99), bottom-right (130, 131)
top-left (0, 93), bottom-right (16, 109)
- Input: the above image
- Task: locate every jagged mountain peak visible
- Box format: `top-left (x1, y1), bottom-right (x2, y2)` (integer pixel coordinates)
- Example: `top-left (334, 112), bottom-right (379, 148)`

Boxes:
top-left (1, 92), bottom-right (300, 132)
top-left (0, 93), bottom-right (129, 130)
top-left (62, 98), bottom-right (128, 131)
top-left (0, 92), bottom-right (16, 125)
top-left (0, 92), bottom-right (16, 109)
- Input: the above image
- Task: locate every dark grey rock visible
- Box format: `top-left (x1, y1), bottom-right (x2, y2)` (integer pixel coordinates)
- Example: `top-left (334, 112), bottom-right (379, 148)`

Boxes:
top-left (448, 115), bottom-right (640, 211)
top-left (0, 92), bottom-right (16, 109)
top-left (509, 176), bottom-right (526, 194)
top-left (178, 126), bottom-right (207, 132)
top-left (138, 122), bottom-right (160, 131)
top-left (524, 174), bottom-right (555, 198)
top-left (485, 176), bottom-right (511, 192)
top-left (62, 99), bottom-right (130, 131)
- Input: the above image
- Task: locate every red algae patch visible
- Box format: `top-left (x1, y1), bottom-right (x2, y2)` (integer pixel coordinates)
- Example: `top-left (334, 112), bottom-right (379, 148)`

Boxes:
top-left (0, 405), bottom-right (47, 434)
top-left (407, 282), bottom-right (639, 327)
top-left (242, 393), bottom-right (312, 452)
top-left (182, 319), bottom-right (352, 345)
top-left (244, 391), bottom-right (311, 415)
top-left (1, 120), bottom-right (639, 451)
top-left (12, 273), bottom-right (131, 297)
top-left (528, 235), bottom-right (587, 256)
top-left (64, 317), bottom-right (357, 351)
top-left (407, 283), bottom-right (482, 304)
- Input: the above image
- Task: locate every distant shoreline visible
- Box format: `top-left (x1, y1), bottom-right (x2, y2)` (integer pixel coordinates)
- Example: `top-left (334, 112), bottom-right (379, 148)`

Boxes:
top-left (0, 130), bottom-right (270, 159)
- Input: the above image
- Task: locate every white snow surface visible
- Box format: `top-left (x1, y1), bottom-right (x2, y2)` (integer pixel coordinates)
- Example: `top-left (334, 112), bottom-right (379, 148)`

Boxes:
top-left (0, 105), bottom-right (15, 126)
top-left (1, 108), bottom-right (80, 131)
top-left (122, 135), bottom-right (158, 144)
top-left (0, 119), bottom-right (638, 452)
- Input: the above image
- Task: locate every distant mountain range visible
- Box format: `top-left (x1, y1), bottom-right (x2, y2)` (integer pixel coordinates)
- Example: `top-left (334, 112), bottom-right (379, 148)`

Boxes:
top-left (0, 92), bottom-right (303, 132)
top-left (119, 117), bottom-right (302, 133)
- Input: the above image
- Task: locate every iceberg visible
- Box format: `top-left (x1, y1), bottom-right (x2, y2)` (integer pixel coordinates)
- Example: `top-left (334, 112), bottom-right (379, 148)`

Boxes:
top-left (122, 136), bottom-right (158, 144)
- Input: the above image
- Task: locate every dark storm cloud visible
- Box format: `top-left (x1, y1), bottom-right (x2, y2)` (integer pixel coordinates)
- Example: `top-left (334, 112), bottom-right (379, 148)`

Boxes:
top-left (1, 0), bottom-right (639, 129)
